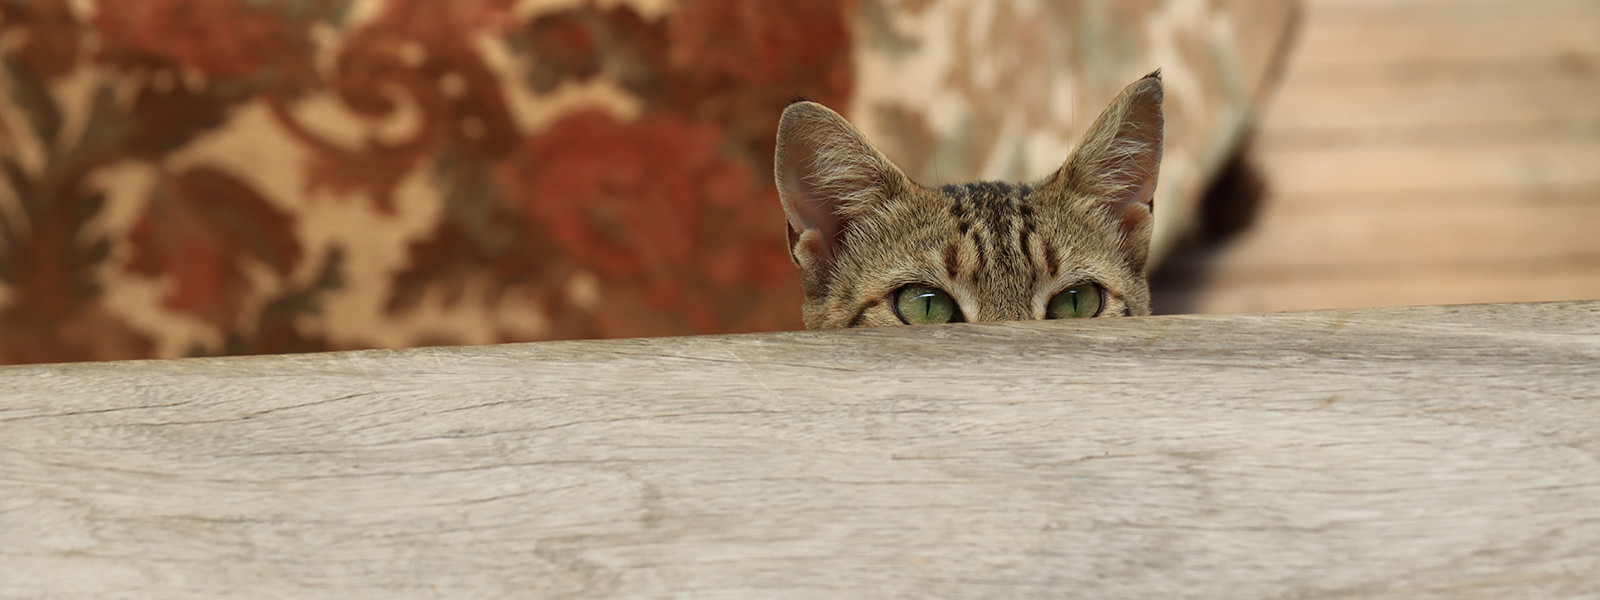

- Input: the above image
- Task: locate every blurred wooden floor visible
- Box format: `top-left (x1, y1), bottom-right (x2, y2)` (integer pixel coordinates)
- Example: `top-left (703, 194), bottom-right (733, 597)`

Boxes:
top-left (1152, 0), bottom-right (1600, 314)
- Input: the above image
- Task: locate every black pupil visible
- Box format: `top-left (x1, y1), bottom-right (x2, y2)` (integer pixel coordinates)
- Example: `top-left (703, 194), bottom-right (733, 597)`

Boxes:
top-left (914, 291), bottom-right (938, 317)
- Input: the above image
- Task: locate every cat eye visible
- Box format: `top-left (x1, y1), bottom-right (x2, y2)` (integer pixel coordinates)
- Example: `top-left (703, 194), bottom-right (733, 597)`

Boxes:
top-left (893, 284), bottom-right (962, 325)
top-left (1047, 283), bottom-right (1104, 319)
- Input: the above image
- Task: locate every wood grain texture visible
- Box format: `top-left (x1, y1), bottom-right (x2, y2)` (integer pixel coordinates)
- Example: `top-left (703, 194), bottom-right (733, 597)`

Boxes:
top-left (3, 301), bottom-right (1599, 598)
top-left (1156, 0), bottom-right (1600, 315)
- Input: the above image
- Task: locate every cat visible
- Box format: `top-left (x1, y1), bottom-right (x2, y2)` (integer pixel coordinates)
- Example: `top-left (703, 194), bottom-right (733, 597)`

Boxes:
top-left (774, 71), bottom-right (1163, 328)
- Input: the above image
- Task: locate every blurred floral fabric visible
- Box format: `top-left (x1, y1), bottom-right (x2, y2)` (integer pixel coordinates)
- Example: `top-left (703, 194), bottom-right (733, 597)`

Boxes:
top-left (0, 0), bottom-right (1291, 364)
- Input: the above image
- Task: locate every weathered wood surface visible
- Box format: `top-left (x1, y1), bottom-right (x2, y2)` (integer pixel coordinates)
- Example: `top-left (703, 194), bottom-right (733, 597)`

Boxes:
top-left (3, 301), bottom-right (1599, 598)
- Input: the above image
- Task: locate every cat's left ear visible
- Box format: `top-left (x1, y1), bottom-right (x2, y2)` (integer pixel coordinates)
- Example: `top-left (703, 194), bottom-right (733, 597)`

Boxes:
top-left (1052, 71), bottom-right (1164, 273)
top-left (775, 101), bottom-right (909, 295)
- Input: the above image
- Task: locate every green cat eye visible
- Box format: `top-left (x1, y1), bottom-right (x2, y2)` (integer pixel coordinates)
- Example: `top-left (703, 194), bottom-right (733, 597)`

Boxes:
top-left (893, 284), bottom-right (961, 325)
top-left (1047, 283), bottom-right (1104, 319)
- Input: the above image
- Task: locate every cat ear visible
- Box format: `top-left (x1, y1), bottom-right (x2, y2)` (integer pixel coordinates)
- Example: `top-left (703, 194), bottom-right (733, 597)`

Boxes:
top-left (1055, 71), bottom-right (1164, 272)
top-left (775, 101), bottom-right (908, 293)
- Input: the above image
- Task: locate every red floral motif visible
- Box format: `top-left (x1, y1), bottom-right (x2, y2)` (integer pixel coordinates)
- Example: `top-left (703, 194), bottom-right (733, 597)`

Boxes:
top-left (91, 0), bottom-right (330, 159)
top-left (0, 0), bottom-right (857, 363)
top-left (522, 11), bottom-right (606, 92)
top-left (513, 1), bottom-right (855, 157)
top-left (512, 112), bottom-right (717, 279)
top-left (495, 109), bottom-right (799, 337)
top-left (0, 0), bottom-right (83, 80)
top-left (0, 174), bottom-right (156, 363)
top-left (371, 0), bottom-right (523, 39)
top-left (92, 0), bottom-right (323, 85)
top-left (125, 167), bottom-right (303, 329)
top-left (385, 214), bottom-right (561, 314)
top-left (519, 6), bottom-right (662, 94)
top-left (276, 1), bottom-right (521, 212)
top-left (385, 1), bottom-right (856, 341)
top-left (0, 302), bottom-right (156, 364)
top-left (662, 0), bottom-right (855, 156)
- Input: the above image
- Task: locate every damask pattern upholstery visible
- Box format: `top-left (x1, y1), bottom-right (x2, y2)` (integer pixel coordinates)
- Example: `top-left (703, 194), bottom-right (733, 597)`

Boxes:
top-left (0, 0), bottom-right (1292, 364)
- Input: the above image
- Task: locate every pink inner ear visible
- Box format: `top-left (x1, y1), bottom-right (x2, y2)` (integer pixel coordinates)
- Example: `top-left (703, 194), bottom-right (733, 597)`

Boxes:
top-left (1119, 200), bottom-right (1151, 238)
top-left (787, 202), bottom-right (839, 273)
top-left (782, 170), bottom-right (844, 243)
top-left (1115, 172), bottom-right (1157, 245)
top-left (780, 154), bottom-right (844, 272)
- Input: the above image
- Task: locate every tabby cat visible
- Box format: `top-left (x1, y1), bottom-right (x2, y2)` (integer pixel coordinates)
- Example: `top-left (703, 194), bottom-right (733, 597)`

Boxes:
top-left (775, 72), bottom-right (1163, 328)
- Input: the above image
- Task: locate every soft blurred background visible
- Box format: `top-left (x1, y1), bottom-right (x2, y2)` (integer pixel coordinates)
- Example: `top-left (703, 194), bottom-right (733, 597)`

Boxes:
top-left (0, 0), bottom-right (1593, 365)
top-left (1151, 0), bottom-right (1600, 315)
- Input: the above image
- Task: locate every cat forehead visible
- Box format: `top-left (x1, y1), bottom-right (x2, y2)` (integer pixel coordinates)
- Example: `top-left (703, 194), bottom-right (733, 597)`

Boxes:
top-left (939, 181), bottom-right (1033, 203)
top-left (936, 181), bottom-right (1039, 219)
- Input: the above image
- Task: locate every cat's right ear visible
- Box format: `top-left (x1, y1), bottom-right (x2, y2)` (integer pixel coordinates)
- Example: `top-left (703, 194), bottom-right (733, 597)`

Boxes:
top-left (1053, 72), bottom-right (1164, 274)
top-left (775, 101), bottom-right (908, 293)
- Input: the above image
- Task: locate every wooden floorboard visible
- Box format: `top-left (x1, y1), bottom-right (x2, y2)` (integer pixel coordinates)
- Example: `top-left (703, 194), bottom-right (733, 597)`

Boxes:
top-left (1294, 14), bottom-right (1600, 64)
top-left (1303, 0), bottom-right (1600, 23)
top-left (1263, 80), bottom-right (1600, 135)
top-left (1261, 141), bottom-right (1600, 194)
top-left (1177, 264), bottom-right (1600, 314)
top-left (1203, 204), bottom-right (1600, 267)
top-left (1156, 0), bottom-right (1600, 314)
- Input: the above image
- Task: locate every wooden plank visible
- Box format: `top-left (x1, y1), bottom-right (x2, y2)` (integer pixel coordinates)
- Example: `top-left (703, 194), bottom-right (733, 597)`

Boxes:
top-left (1303, 0), bottom-right (1600, 25)
top-left (1182, 203), bottom-right (1600, 268)
top-left (1280, 60), bottom-right (1600, 103)
top-left (1160, 0), bottom-right (1600, 316)
top-left (1166, 261), bottom-right (1600, 314)
top-left (1290, 17), bottom-right (1600, 66)
top-left (3, 302), bottom-right (1600, 598)
top-left (1254, 140), bottom-right (1600, 196)
top-left (1264, 185), bottom-right (1600, 213)
top-left (1260, 79), bottom-right (1600, 141)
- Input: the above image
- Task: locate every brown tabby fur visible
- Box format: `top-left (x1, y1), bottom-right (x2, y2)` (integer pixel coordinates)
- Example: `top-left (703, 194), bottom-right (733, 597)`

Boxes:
top-left (775, 72), bottom-right (1164, 328)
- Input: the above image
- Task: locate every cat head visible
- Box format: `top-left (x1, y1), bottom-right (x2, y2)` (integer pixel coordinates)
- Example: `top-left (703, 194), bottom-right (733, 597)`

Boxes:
top-left (775, 72), bottom-right (1163, 328)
